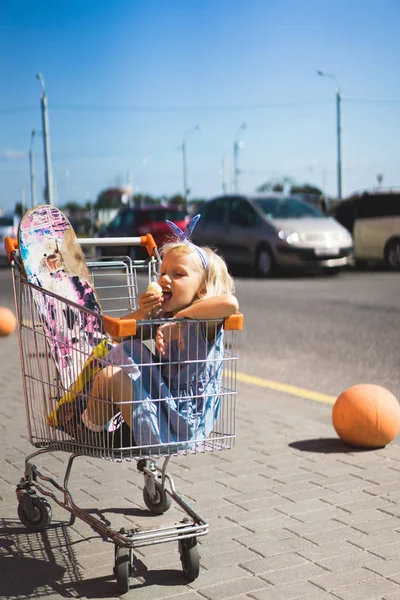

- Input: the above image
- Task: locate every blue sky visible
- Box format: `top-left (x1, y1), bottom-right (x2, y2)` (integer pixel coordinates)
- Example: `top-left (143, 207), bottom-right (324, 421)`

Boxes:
top-left (1, 0), bottom-right (399, 213)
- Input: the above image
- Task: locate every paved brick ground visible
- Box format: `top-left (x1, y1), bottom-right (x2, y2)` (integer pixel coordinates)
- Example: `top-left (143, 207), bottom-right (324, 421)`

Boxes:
top-left (1, 329), bottom-right (400, 600)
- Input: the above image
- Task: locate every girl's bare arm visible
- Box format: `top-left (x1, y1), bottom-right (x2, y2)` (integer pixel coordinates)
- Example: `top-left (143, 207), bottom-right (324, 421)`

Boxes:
top-left (121, 290), bottom-right (163, 321)
top-left (156, 295), bottom-right (239, 351)
top-left (113, 291), bottom-right (163, 341)
top-left (174, 294), bottom-right (239, 320)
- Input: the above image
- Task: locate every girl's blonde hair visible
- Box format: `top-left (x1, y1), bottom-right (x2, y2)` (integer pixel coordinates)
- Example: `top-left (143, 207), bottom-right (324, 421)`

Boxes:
top-left (160, 241), bottom-right (235, 299)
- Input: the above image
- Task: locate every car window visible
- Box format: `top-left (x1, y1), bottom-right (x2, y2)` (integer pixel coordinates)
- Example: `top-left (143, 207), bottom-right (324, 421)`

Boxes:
top-left (253, 198), bottom-right (280, 219)
top-left (0, 217), bottom-right (14, 227)
top-left (202, 199), bottom-right (226, 224)
top-left (107, 213), bottom-right (122, 231)
top-left (357, 194), bottom-right (400, 219)
top-left (229, 198), bottom-right (259, 226)
top-left (254, 197), bottom-right (324, 219)
top-left (124, 211), bottom-right (136, 227)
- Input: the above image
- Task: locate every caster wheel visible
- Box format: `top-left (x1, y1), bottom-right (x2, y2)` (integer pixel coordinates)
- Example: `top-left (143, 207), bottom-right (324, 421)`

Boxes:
top-left (17, 495), bottom-right (52, 531)
top-left (114, 546), bottom-right (131, 593)
top-left (179, 537), bottom-right (200, 581)
top-left (143, 480), bottom-right (171, 515)
top-left (136, 459), bottom-right (149, 472)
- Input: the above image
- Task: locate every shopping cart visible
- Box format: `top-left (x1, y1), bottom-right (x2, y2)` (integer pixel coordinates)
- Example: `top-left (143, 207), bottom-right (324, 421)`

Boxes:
top-left (5, 234), bottom-right (242, 593)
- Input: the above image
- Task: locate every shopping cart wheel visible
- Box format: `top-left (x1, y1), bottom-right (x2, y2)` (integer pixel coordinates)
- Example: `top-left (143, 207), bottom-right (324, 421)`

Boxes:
top-left (17, 495), bottom-right (52, 531)
top-left (179, 537), bottom-right (200, 581)
top-left (143, 481), bottom-right (171, 515)
top-left (114, 546), bottom-right (131, 593)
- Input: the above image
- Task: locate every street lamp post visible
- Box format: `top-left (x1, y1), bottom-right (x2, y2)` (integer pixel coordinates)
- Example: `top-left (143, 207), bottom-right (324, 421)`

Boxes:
top-left (182, 125), bottom-right (200, 210)
top-left (317, 70), bottom-right (342, 201)
top-left (221, 156), bottom-right (229, 194)
top-left (37, 73), bottom-right (54, 205)
top-left (29, 129), bottom-right (37, 208)
top-left (233, 123), bottom-right (246, 194)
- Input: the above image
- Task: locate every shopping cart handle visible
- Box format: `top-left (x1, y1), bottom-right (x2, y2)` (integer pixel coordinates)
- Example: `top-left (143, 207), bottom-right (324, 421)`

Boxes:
top-left (224, 312), bottom-right (243, 330)
top-left (140, 234), bottom-right (157, 258)
top-left (79, 233), bottom-right (158, 258)
top-left (5, 237), bottom-right (18, 263)
top-left (102, 315), bottom-right (137, 338)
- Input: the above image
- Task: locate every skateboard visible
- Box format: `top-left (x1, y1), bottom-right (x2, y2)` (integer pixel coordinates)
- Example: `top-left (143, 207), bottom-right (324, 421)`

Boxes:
top-left (19, 205), bottom-right (107, 433)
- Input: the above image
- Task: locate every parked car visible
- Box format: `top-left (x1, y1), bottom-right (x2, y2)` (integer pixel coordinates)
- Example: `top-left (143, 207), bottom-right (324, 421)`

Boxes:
top-left (190, 194), bottom-right (353, 276)
top-left (98, 205), bottom-right (187, 258)
top-left (0, 214), bottom-right (19, 263)
top-left (331, 190), bottom-right (400, 269)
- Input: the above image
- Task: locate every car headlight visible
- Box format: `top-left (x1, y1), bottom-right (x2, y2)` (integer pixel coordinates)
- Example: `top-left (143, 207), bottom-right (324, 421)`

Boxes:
top-left (278, 230), bottom-right (300, 244)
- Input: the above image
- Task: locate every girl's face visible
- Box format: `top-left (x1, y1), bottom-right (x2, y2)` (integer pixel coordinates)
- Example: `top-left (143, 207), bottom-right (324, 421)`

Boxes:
top-left (158, 249), bottom-right (205, 315)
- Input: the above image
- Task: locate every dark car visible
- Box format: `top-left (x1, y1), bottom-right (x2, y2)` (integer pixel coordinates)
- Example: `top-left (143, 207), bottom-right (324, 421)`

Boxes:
top-left (191, 194), bottom-right (353, 276)
top-left (98, 205), bottom-right (187, 258)
top-left (331, 191), bottom-right (400, 268)
top-left (0, 214), bottom-right (19, 263)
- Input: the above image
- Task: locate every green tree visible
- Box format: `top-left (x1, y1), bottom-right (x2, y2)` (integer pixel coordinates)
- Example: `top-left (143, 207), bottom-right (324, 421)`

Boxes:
top-left (133, 193), bottom-right (156, 207)
top-left (96, 188), bottom-right (125, 209)
top-left (256, 177), bottom-right (294, 193)
top-left (14, 202), bottom-right (26, 216)
top-left (169, 194), bottom-right (186, 207)
top-left (61, 201), bottom-right (82, 212)
top-left (189, 197), bottom-right (206, 207)
top-left (290, 183), bottom-right (323, 196)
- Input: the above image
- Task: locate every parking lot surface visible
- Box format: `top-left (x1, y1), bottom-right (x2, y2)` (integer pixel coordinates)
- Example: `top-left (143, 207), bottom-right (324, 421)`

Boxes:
top-left (2, 331), bottom-right (400, 599)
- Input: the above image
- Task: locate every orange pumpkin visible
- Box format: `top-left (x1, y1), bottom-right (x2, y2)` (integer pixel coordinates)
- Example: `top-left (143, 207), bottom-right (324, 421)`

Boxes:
top-left (0, 307), bottom-right (17, 337)
top-left (332, 384), bottom-right (400, 448)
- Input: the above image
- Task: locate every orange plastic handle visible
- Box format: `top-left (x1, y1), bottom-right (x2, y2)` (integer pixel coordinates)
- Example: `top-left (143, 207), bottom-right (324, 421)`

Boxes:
top-left (140, 234), bottom-right (158, 258)
top-left (5, 237), bottom-right (18, 263)
top-left (102, 315), bottom-right (137, 338)
top-left (223, 312), bottom-right (243, 330)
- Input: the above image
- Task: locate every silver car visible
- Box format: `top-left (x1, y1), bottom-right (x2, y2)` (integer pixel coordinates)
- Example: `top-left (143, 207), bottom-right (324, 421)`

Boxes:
top-left (191, 194), bottom-right (353, 276)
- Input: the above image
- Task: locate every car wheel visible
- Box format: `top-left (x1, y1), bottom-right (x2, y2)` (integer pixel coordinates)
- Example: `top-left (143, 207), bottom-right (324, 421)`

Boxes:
top-left (255, 246), bottom-right (274, 277)
top-left (384, 238), bottom-right (400, 270)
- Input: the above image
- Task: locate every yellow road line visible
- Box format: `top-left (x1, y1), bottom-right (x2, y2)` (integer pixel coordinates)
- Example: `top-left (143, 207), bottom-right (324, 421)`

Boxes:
top-left (237, 371), bottom-right (336, 405)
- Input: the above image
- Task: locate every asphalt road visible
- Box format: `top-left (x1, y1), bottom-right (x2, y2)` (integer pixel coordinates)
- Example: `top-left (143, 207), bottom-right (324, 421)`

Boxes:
top-left (0, 263), bottom-right (399, 401)
top-left (233, 267), bottom-right (400, 400)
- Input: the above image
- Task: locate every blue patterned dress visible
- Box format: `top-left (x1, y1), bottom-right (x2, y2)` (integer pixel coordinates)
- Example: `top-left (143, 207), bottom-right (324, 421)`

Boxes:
top-left (103, 321), bottom-right (224, 449)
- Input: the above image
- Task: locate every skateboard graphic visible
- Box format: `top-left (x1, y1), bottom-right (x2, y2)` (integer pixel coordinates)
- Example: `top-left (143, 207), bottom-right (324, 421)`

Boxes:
top-left (19, 205), bottom-right (106, 431)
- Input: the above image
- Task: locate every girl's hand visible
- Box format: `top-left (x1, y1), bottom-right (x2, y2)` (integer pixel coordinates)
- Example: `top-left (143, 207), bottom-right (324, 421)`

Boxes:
top-left (156, 322), bottom-right (185, 355)
top-left (138, 290), bottom-right (163, 317)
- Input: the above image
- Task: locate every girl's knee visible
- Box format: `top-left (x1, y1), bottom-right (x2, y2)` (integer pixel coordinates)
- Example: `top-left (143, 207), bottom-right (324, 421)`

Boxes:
top-left (92, 366), bottom-right (120, 400)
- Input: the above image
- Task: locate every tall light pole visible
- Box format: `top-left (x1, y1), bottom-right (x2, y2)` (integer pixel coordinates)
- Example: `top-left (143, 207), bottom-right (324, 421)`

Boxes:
top-left (221, 156), bottom-right (229, 194)
top-left (29, 129), bottom-right (37, 208)
top-left (37, 73), bottom-right (54, 205)
top-left (233, 122), bottom-right (246, 194)
top-left (182, 125), bottom-right (200, 210)
top-left (317, 70), bottom-right (342, 201)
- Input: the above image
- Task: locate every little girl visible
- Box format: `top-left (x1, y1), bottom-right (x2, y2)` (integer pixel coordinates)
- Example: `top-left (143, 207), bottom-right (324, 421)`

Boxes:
top-left (82, 216), bottom-right (238, 448)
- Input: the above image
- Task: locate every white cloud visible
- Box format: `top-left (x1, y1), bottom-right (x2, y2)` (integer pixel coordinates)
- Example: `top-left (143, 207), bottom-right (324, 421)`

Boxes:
top-left (1, 149), bottom-right (27, 159)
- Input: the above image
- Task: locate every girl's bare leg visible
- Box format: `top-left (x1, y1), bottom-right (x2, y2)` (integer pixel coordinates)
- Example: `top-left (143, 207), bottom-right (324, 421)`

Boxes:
top-left (87, 366), bottom-right (134, 430)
